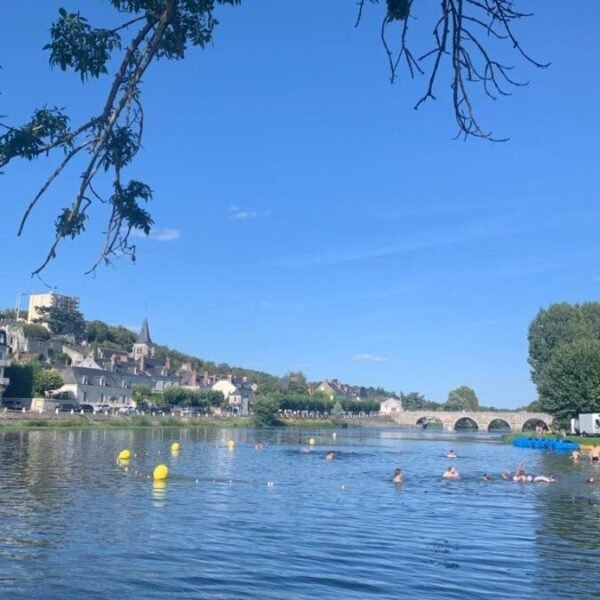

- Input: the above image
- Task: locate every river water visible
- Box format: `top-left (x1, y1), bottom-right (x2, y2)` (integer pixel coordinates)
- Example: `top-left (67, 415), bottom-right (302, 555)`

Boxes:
top-left (0, 427), bottom-right (598, 599)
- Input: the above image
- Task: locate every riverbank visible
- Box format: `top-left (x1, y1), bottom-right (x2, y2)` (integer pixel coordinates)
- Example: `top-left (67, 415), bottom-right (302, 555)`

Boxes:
top-left (0, 412), bottom-right (397, 429)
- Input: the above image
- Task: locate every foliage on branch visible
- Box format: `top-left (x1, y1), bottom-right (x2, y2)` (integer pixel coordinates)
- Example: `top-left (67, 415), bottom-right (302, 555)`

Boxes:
top-left (0, 0), bottom-right (240, 275)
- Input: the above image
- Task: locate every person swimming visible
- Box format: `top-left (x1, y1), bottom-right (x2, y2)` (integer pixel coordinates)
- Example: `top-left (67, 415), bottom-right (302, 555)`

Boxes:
top-left (393, 468), bottom-right (404, 484)
top-left (500, 470), bottom-right (511, 481)
top-left (570, 449), bottom-right (581, 462)
top-left (586, 476), bottom-right (595, 484)
top-left (446, 450), bottom-right (457, 459)
top-left (533, 474), bottom-right (556, 483)
top-left (481, 473), bottom-right (491, 482)
top-left (325, 451), bottom-right (336, 460)
top-left (589, 445), bottom-right (600, 463)
top-left (443, 466), bottom-right (460, 480)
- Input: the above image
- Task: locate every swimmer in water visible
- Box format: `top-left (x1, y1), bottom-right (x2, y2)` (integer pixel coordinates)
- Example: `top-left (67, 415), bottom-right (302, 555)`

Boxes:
top-left (586, 476), bottom-right (595, 484)
top-left (500, 470), bottom-right (510, 481)
top-left (443, 466), bottom-right (460, 480)
top-left (533, 474), bottom-right (556, 483)
top-left (570, 449), bottom-right (581, 462)
top-left (325, 451), bottom-right (336, 461)
top-left (446, 450), bottom-right (457, 459)
top-left (393, 468), bottom-right (404, 484)
top-left (481, 473), bottom-right (491, 482)
top-left (589, 445), bottom-right (600, 464)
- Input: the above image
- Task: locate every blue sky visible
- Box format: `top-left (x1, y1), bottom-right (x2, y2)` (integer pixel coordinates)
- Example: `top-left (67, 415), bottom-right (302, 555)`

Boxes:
top-left (1, 2), bottom-right (599, 408)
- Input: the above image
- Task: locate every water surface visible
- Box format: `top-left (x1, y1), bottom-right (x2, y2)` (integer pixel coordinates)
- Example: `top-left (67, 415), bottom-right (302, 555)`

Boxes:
top-left (0, 428), bottom-right (598, 599)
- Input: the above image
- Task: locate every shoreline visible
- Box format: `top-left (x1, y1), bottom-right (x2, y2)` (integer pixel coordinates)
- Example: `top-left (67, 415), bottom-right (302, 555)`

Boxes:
top-left (0, 412), bottom-right (397, 430)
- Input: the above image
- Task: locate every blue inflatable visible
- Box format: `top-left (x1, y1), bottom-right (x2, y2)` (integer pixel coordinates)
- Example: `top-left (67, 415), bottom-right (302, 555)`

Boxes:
top-left (512, 437), bottom-right (579, 452)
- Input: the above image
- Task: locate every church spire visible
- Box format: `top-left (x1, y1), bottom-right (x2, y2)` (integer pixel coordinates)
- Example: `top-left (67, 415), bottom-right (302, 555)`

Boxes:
top-left (137, 317), bottom-right (152, 345)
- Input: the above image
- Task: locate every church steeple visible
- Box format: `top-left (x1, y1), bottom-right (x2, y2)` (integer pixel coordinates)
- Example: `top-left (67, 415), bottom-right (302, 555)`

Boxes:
top-left (137, 317), bottom-right (152, 345)
top-left (133, 316), bottom-right (154, 360)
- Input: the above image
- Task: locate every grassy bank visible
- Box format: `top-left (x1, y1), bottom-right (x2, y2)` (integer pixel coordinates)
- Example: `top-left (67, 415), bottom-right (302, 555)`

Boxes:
top-left (502, 432), bottom-right (600, 446)
top-left (0, 414), bottom-right (253, 429)
top-left (0, 413), bottom-right (382, 430)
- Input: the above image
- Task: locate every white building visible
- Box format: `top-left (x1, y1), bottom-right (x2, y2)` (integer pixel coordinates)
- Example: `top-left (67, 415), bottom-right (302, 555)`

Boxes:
top-left (380, 397), bottom-right (403, 415)
top-left (27, 293), bottom-right (80, 325)
top-left (57, 366), bottom-right (136, 408)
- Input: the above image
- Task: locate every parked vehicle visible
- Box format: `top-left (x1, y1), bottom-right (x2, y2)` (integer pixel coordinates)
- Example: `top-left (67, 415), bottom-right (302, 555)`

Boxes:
top-left (58, 402), bottom-right (80, 412)
top-left (1, 399), bottom-right (26, 411)
top-left (95, 404), bottom-right (112, 414)
top-left (79, 404), bottom-right (94, 413)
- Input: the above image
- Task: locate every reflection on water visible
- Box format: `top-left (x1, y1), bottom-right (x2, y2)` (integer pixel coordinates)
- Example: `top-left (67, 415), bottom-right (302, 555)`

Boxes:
top-left (0, 428), bottom-right (598, 599)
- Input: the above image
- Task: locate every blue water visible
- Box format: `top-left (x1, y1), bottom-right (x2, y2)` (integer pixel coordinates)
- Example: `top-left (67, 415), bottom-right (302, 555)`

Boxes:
top-left (0, 427), bottom-right (599, 599)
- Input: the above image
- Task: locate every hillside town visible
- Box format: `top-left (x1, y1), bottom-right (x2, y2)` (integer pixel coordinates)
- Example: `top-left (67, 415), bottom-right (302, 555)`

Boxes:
top-left (0, 292), bottom-right (395, 417)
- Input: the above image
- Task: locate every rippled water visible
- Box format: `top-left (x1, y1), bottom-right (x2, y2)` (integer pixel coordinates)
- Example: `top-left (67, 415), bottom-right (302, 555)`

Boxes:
top-left (0, 427), bottom-right (599, 599)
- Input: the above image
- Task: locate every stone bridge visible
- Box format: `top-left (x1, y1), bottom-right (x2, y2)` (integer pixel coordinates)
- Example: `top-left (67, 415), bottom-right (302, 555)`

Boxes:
top-left (390, 410), bottom-right (553, 432)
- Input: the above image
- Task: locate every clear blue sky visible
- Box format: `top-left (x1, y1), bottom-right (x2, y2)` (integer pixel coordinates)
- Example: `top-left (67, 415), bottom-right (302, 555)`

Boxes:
top-left (1, 2), bottom-right (599, 407)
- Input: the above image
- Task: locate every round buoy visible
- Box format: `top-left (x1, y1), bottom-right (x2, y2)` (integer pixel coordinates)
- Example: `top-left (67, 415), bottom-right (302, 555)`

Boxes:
top-left (309, 437), bottom-right (316, 446)
top-left (118, 449), bottom-right (131, 461)
top-left (153, 464), bottom-right (169, 481)
top-left (171, 442), bottom-right (180, 452)
top-left (227, 440), bottom-right (235, 449)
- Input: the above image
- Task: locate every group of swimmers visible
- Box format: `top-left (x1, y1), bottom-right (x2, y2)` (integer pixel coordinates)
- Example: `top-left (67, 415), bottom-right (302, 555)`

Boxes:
top-left (391, 451), bottom-right (562, 484)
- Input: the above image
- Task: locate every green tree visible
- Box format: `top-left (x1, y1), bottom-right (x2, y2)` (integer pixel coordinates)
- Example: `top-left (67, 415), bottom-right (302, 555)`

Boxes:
top-left (528, 303), bottom-right (590, 385)
top-left (444, 386), bottom-right (479, 411)
top-left (3, 364), bottom-right (35, 398)
top-left (35, 304), bottom-right (86, 341)
top-left (400, 391), bottom-right (439, 411)
top-left (0, 308), bottom-right (17, 320)
top-left (538, 338), bottom-right (600, 424)
top-left (0, 2), bottom-right (544, 274)
top-left (132, 384), bottom-right (151, 405)
top-left (22, 323), bottom-right (51, 340)
top-left (331, 401), bottom-right (345, 426)
top-left (253, 397), bottom-right (281, 427)
top-left (284, 371), bottom-right (309, 395)
top-left (86, 320), bottom-right (137, 351)
top-left (33, 368), bottom-right (63, 396)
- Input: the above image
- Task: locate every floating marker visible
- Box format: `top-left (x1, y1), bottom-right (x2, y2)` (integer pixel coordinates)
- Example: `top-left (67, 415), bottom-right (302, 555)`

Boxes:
top-left (153, 464), bottom-right (169, 481)
top-left (171, 442), bottom-right (181, 452)
top-left (118, 449), bottom-right (131, 461)
top-left (227, 440), bottom-right (235, 449)
top-left (309, 437), bottom-right (316, 446)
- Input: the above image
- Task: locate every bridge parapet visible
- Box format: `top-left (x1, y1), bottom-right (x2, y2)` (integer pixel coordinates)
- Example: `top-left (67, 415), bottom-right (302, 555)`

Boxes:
top-left (391, 410), bottom-right (553, 432)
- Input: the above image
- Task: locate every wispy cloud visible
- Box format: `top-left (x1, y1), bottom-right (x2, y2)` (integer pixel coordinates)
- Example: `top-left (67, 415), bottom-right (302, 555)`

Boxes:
top-left (267, 213), bottom-right (555, 268)
top-left (352, 353), bottom-right (388, 363)
top-left (228, 205), bottom-right (269, 221)
top-left (131, 227), bottom-right (181, 242)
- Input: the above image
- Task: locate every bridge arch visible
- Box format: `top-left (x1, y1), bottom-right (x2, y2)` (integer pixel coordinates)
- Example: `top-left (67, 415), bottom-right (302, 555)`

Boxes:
top-left (453, 416), bottom-right (480, 431)
top-left (522, 417), bottom-right (551, 432)
top-left (488, 418), bottom-right (511, 432)
top-left (416, 416), bottom-right (443, 429)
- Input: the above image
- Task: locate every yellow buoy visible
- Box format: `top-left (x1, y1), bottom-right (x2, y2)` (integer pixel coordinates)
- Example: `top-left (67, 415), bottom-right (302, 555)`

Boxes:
top-left (171, 442), bottom-right (181, 452)
top-left (227, 440), bottom-right (235, 449)
top-left (118, 449), bottom-right (131, 461)
top-left (153, 464), bottom-right (169, 481)
top-left (309, 437), bottom-right (316, 446)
